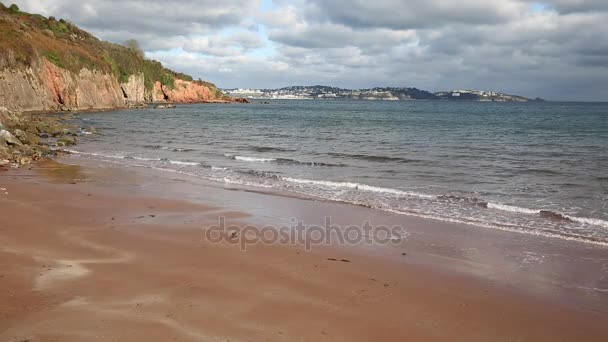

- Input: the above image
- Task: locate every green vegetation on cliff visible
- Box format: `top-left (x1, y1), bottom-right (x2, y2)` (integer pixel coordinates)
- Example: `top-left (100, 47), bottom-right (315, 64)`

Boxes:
top-left (0, 3), bottom-right (222, 94)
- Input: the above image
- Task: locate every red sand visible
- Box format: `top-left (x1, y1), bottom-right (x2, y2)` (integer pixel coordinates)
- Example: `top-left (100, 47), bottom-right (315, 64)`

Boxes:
top-left (1, 161), bottom-right (607, 341)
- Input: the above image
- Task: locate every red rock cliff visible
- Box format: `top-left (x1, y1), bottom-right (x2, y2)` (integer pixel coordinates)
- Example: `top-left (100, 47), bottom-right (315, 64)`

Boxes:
top-left (153, 79), bottom-right (229, 103)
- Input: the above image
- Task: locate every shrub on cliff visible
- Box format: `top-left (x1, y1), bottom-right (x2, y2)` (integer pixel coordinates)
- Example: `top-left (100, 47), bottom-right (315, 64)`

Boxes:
top-left (124, 39), bottom-right (144, 59)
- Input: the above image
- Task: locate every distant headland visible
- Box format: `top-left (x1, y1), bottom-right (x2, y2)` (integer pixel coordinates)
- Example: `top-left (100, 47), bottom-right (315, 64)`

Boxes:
top-left (224, 86), bottom-right (546, 102)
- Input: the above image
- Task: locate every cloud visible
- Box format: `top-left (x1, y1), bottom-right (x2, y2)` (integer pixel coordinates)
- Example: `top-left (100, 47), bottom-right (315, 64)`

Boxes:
top-left (13, 0), bottom-right (261, 49)
top-left (303, 0), bottom-right (529, 29)
top-left (9, 0), bottom-right (608, 100)
top-left (541, 0), bottom-right (608, 13)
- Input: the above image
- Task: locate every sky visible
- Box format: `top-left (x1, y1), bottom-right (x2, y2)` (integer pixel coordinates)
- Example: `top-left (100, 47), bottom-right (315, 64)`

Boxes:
top-left (10, 0), bottom-right (608, 100)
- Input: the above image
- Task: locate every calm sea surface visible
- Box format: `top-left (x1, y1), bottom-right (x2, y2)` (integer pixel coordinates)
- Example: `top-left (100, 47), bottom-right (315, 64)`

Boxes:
top-left (67, 100), bottom-right (608, 244)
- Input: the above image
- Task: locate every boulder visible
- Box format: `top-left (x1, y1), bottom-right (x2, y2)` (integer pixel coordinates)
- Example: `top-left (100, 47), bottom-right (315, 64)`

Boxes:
top-left (14, 129), bottom-right (34, 144)
top-left (0, 145), bottom-right (9, 160)
top-left (0, 130), bottom-right (23, 146)
top-left (154, 104), bottom-right (176, 109)
top-left (57, 136), bottom-right (77, 146)
top-left (17, 156), bottom-right (33, 165)
top-left (0, 107), bottom-right (23, 128)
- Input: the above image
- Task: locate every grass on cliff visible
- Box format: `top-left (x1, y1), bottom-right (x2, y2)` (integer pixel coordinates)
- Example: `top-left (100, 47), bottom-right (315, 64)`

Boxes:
top-left (0, 3), bottom-right (223, 96)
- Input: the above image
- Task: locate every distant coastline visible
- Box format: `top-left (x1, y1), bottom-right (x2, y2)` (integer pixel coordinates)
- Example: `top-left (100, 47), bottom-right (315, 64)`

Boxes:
top-left (224, 85), bottom-right (545, 102)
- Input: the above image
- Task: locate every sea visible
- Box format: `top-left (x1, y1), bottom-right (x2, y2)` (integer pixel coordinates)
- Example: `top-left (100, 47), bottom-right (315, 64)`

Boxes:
top-left (65, 100), bottom-right (608, 245)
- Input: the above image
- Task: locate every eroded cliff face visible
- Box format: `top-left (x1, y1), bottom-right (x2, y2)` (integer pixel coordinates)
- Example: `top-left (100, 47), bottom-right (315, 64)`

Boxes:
top-left (0, 59), bottom-right (228, 113)
top-left (0, 59), bottom-right (132, 112)
top-left (43, 60), bottom-right (127, 110)
top-left (120, 73), bottom-right (146, 106)
top-left (153, 79), bottom-right (228, 103)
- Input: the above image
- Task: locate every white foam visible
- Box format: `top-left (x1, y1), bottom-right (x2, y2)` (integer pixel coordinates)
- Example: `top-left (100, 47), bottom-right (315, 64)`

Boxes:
top-left (70, 150), bottom-right (199, 167)
top-left (220, 177), bottom-right (274, 188)
top-left (487, 202), bottom-right (540, 214)
top-left (487, 203), bottom-right (608, 229)
top-left (66, 150), bottom-right (126, 159)
top-left (380, 207), bottom-right (608, 247)
top-left (168, 160), bottom-right (199, 166)
top-left (566, 216), bottom-right (608, 229)
top-left (129, 156), bottom-right (161, 162)
top-left (282, 177), bottom-right (434, 199)
top-left (234, 156), bottom-right (276, 162)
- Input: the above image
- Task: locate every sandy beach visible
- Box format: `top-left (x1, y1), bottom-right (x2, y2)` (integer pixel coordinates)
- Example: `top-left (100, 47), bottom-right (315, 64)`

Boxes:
top-left (2, 1), bottom-right (608, 340)
top-left (0, 160), bottom-right (607, 341)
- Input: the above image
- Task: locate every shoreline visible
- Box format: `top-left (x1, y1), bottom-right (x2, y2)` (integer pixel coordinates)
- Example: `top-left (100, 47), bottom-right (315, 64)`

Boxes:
top-left (21, 100), bottom-right (248, 116)
top-left (74, 157), bottom-right (608, 308)
top-left (63, 146), bottom-right (608, 248)
top-left (1, 159), bottom-right (607, 341)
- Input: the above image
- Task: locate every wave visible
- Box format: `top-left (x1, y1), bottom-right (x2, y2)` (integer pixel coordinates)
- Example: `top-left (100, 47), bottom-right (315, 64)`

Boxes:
top-left (281, 177), bottom-right (435, 199)
top-left (143, 144), bottom-right (163, 150)
top-left (487, 202), bottom-right (608, 227)
top-left (251, 146), bottom-right (296, 153)
top-left (64, 149), bottom-right (126, 160)
top-left (437, 195), bottom-right (488, 208)
top-left (327, 152), bottom-right (416, 163)
top-left (65, 149), bottom-right (608, 235)
top-left (539, 210), bottom-right (573, 222)
top-left (173, 148), bottom-right (196, 152)
top-left (232, 155), bottom-right (276, 162)
top-left (275, 158), bottom-right (345, 167)
top-left (142, 145), bottom-right (170, 150)
top-left (487, 202), bottom-right (540, 214)
top-left (67, 150), bottom-right (201, 167)
top-left (565, 216), bottom-right (608, 229)
top-left (237, 169), bottom-right (281, 180)
top-left (157, 158), bottom-right (199, 166)
top-left (168, 160), bottom-right (199, 166)
top-left (226, 154), bottom-right (344, 167)
top-left (123, 156), bottom-right (161, 162)
top-left (218, 177), bottom-right (274, 188)
top-left (380, 207), bottom-right (608, 246)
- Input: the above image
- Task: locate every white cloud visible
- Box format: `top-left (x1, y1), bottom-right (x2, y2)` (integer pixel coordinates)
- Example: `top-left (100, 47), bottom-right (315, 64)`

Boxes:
top-left (9, 0), bottom-right (608, 100)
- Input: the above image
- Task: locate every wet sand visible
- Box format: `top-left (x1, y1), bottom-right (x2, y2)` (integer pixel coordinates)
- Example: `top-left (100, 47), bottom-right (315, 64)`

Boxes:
top-left (1, 160), bottom-right (607, 341)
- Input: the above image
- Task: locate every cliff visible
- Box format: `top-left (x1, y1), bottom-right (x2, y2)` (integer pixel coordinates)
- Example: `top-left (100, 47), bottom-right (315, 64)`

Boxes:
top-left (153, 79), bottom-right (227, 103)
top-left (0, 3), bottom-right (232, 112)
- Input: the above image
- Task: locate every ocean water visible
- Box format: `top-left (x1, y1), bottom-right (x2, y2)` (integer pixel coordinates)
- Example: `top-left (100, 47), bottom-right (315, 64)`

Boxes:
top-left (67, 100), bottom-right (608, 244)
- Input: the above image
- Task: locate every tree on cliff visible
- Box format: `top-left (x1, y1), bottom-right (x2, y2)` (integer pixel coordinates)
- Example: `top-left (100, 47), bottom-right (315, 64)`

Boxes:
top-left (124, 39), bottom-right (145, 59)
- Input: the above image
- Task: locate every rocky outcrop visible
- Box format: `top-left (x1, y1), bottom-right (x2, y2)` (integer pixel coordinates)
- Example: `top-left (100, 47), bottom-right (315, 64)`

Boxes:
top-left (0, 107), bottom-right (76, 166)
top-left (153, 79), bottom-right (230, 103)
top-left (0, 59), bottom-right (134, 112)
top-left (0, 129), bottom-right (22, 146)
top-left (120, 73), bottom-right (146, 106)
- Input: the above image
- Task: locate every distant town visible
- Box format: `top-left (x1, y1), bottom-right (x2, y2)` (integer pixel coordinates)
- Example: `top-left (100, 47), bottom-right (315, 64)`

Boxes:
top-left (223, 86), bottom-right (545, 102)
